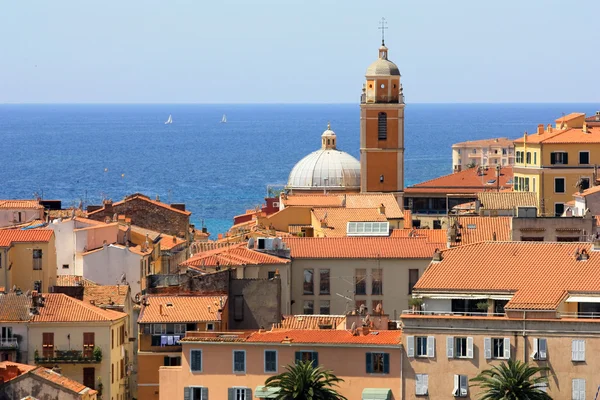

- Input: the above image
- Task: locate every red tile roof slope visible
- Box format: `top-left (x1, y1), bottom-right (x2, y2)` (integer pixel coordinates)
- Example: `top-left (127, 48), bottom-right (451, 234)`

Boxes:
top-left (55, 275), bottom-right (98, 287)
top-left (574, 185), bottom-right (600, 197)
top-left (312, 208), bottom-right (387, 237)
top-left (391, 229), bottom-right (447, 243)
top-left (284, 237), bottom-right (442, 259)
top-left (246, 329), bottom-right (401, 345)
top-left (0, 293), bottom-right (33, 322)
top-left (0, 361), bottom-right (37, 382)
top-left (454, 216), bottom-right (512, 244)
top-left (182, 243), bottom-right (289, 268)
top-left (83, 285), bottom-right (129, 307)
top-left (345, 194), bottom-right (404, 219)
top-left (414, 242), bottom-right (600, 310)
top-left (0, 229), bottom-right (53, 247)
top-left (278, 315), bottom-right (346, 330)
top-left (0, 200), bottom-right (43, 209)
top-left (160, 235), bottom-right (186, 250)
top-left (452, 137), bottom-right (515, 147)
top-left (30, 293), bottom-right (126, 323)
top-left (87, 193), bottom-right (191, 216)
top-left (138, 295), bottom-right (227, 323)
top-left (32, 367), bottom-right (97, 395)
top-left (556, 112), bottom-right (585, 123)
top-left (282, 195), bottom-right (345, 207)
top-left (405, 166), bottom-right (513, 194)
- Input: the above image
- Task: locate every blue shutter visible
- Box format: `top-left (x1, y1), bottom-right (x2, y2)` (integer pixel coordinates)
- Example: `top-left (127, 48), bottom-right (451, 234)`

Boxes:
top-left (383, 353), bottom-right (390, 374)
top-left (184, 387), bottom-right (191, 400)
top-left (366, 353), bottom-right (372, 373)
top-left (295, 351), bottom-right (301, 364)
top-left (228, 388), bottom-right (235, 400)
top-left (201, 387), bottom-right (208, 400)
top-left (245, 388), bottom-right (252, 399)
top-left (312, 352), bottom-right (319, 368)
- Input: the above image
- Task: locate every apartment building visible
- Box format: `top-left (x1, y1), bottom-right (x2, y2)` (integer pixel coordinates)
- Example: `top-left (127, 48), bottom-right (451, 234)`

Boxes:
top-left (452, 137), bottom-right (515, 172)
top-left (0, 200), bottom-right (44, 228)
top-left (402, 241), bottom-right (600, 399)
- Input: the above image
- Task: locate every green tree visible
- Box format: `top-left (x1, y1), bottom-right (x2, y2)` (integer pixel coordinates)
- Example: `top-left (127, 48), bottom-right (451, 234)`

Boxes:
top-left (470, 359), bottom-right (552, 400)
top-left (265, 360), bottom-right (347, 400)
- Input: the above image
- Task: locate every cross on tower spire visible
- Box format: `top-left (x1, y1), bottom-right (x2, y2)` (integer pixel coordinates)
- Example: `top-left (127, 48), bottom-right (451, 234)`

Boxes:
top-left (378, 17), bottom-right (388, 46)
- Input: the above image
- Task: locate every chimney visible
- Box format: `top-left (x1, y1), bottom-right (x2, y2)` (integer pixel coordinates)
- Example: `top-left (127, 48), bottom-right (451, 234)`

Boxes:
top-left (432, 248), bottom-right (443, 262)
top-left (31, 290), bottom-right (39, 307)
top-left (593, 240), bottom-right (600, 251)
top-left (159, 304), bottom-right (163, 315)
top-left (547, 124), bottom-right (553, 133)
top-left (104, 200), bottom-right (113, 213)
top-left (583, 122), bottom-right (589, 134)
top-left (171, 203), bottom-right (186, 212)
top-left (362, 326), bottom-right (370, 336)
top-left (378, 203), bottom-right (386, 215)
top-left (537, 124), bottom-right (544, 135)
top-left (596, 111), bottom-right (600, 121)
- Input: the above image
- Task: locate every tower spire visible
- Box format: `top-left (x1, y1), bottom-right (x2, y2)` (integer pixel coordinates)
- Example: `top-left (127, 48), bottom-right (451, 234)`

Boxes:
top-left (378, 17), bottom-right (387, 46)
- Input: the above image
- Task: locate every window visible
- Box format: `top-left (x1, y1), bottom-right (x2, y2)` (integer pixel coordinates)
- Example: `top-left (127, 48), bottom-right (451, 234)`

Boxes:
top-left (366, 352), bottom-right (389, 374)
top-left (206, 323), bottom-right (214, 331)
top-left (494, 300), bottom-right (508, 314)
top-left (42, 332), bottom-right (54, 358)
top-left (111, 363), bottom-right (114, 384)
top-left (62, 264), bottom-right (69, 269)
top-left (83, 332), bottom-right (95, 358)
top-left (267, 271), bottom-right (276, 280)
top-left (526, 152), bottom-right (531, 164)
top-left (378, 112), bottom-right (387, 140)
top-left (33, 280), bottom-right (42, 293)
top-left (264, 350), bottom-right (277, 373)
top-left (319, 269), bottom-right (330, 295)
top-left (295, 351), bottom-right (318, 368)
top-left (111, 329), bottom-right (114, 349)
top-left (580, 177), bottom-right (591, 191)
top-left (472, 149), bottom-right (477, 154)
top-left (453, 375), bottom-right (468, 397)
top-left (555, 203), bottom-right (565, 217)
top-left (573, 379), bottom-right (585, 400)
top-left (303, 269), bottom-right (314, 294)
top-left (184, 387), bottom-right (208, 400)
top-left (319, 300), bottom-right (330, 315)
top-left (164, 356), bottom-right (181, 366)
top-left (120, 358), bottom-right (125, 379)
top-left (483, 337), bottom-right (510, 359)
top-left (409, 269), bottom-right (419, 294)
top-left (554, 178), bottom-right (565, 193)
top-left (415, 374), bottom-right (429, 396)
top-left (550, 151), bottom-right (568, 165)
top-left (228, 388), bottom-right (251, 400)
top-left (447, 336), bottom-right (473, 358)
top-left (355, 269), bottom-right (366, 295)
top-left (33, 249), bottom-right (42, 270)
top-left (347, 221), bottom-right (389, 236)
top-left (233, 295), bottom-right (244, 321)
top-left (190, 350), bottom-right (202, 372)
top-left (502, 148), bottom-right (507, 155)
top-left (534, 152), bottom-right (537, 164)
top-left (303, 300), bottom-right (314, 315)
top-left (406, 336), bottom-right (435, 358)
top-left (372, 268), bottom-right (383, 295)
top-left (531, 338), bottom-right (547, 361)
top-left (83, 368), bottom-right (95, 390)
top-left (233, 350), bottom-right (246, 373)
top-left (579, 151), bottom-right (590, 165)
top-left (572, 339), bottom-right (585, 361)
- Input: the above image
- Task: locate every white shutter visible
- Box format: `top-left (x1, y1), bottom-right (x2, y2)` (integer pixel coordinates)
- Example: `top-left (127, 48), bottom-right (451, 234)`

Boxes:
top-left (531, 338), bottom-right (539, 360)
top-left (447, 336), bottom-right (454, 358)
top-left (580, 340), bottom-right (586, 361)
top-left (467, 337), bottom-right (474, 359)
top-left (580, 378), bottom-right (586, 400)
top-left (572, 340), bottom-right (578, 360)
top-left (503, 338), bottom-right (510, 359)
top-left (407, 336), bottom-right (415, 358)
top-left (427, 336), bottom-right (435, 358)
top-left (484, 338), bottom-right (492, 359)
top-left (460, 375), bottom-right (468, 396)
top-left (573, 379), bottom-right (580, 400)
top-left (422, 374), bottom-right (429, 395)
top-left (416, 374), bottom-right (423, 395)
top-left (453, 374), bottom-right (459, 397)
top-left (539, 338), bottom-right (547, 360)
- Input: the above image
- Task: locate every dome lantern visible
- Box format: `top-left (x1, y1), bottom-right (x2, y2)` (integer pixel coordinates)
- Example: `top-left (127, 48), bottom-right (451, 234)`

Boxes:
top-left (321, 122), bottom-right (337, 150)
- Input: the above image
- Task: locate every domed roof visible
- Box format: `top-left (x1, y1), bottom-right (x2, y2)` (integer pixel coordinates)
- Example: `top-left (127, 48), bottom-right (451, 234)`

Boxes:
top-left (287, 124), bottom-right (361, 191)
top-left (365, 45), bottom-right (400, 76)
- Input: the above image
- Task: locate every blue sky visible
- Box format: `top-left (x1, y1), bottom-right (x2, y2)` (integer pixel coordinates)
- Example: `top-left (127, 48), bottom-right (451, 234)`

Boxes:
top-left (1, 0), bottom-right (598, 103)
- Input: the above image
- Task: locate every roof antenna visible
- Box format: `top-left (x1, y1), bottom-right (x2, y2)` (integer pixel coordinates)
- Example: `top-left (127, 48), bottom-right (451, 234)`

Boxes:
top-left (378, 17), bottom-right (388, 46)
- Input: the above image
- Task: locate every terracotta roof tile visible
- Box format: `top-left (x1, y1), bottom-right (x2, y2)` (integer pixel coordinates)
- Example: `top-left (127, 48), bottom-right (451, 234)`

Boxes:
top-left (182, 243), bottom-right (289, 268)
top-left (477, 192), bottom-right (538, 210)
top-left (282, 195), bottom-right (345, 207)
top-left (414, 241), bottom-right (600, 310)
top-left (344, 193), bottom-right (404, 219)
top-left (405, 166), bottom-right (513, 195)
top-left (0, 361), bottom-right (37, 382)
top-left (129, 225), bottom-right (162, 241)
top-left (87, 193), bottom-right (191, 216)
top-left (556, 112), bottom-right (585, 123)
top-left (245, 329), bottom-right (401, 345)
top-left (83, 285), bottom-right (129, 307)
top-left (32, 367), bottom-right (97, 395)
top-left (515, 126), bottom-right (600, 144)
top-left (574, 185), bottom-right (600, 197)
top-left (55, 276), bottom-right (98, 287)
top-left (0, 293), bottom-right (32, 322)
top-left (454, 216), bottom-right (511, 244)
top-left (73, 217), bottom-right (105, 226)
top-left (278, 315), bottom-right (346, 330)
top-left (283, 237), bottom-right (441, 259)
top-left (0, 229), bottom-right (53, 247)
top-left (0, 200), bottom-right (43, 210)
top-left (312, 208), bottom-right (387, 237)
top-left (30, 293), bottom-right (127, 323)
top-left (452, 137), bottom-right (515, 147)
top-left (138, 295), bottom-right (227, 323)
top-left (391, 229), bottom-right (447, 243)
top-left (160, 235), bottom-right (186, 251)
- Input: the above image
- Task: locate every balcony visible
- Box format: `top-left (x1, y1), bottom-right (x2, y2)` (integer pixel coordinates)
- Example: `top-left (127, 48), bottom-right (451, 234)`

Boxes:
top-left (34, 349), bottom-right (101, 364)
top-left (0, 337), bottom-right (19, 350)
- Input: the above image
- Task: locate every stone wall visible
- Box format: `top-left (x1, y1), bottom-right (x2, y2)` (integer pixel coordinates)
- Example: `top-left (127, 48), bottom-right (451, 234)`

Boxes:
top-left (0, 373), bottom-right (93, 400)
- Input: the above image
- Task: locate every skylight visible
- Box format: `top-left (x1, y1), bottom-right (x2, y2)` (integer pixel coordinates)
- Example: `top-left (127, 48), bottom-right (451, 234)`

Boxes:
top-left (347, 222), bottom-right (390, 236)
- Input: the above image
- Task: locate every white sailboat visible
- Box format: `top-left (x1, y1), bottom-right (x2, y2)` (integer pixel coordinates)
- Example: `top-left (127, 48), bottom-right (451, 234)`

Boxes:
top-left (165, 114), bottom-right (173, 124)
top-left (220, 114), bottom-right (227, 124)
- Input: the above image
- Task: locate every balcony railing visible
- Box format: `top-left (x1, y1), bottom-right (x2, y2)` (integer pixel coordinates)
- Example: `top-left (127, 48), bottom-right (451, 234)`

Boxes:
top-left (0, 337), bottom-right (19, 349)
top-left (402, 309), bottom-right (506, 317)
top-left (34, 349), bottom-right (101, 364)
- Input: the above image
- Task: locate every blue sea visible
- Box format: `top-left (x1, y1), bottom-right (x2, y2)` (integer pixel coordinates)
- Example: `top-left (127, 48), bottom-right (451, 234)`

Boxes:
top-left (0, 103), bottom-right (598, 236)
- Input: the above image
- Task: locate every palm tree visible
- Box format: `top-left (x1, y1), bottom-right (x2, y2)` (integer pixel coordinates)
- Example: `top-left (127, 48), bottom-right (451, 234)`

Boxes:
top-left (470, 359), bottom-right (552, 400)
top-left (264, 360), bottom-right (347, 400)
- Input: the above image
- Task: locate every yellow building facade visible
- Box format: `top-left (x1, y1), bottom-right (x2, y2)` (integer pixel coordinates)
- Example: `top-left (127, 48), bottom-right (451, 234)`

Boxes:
top-left (513, 113), bottom-right (599, 216)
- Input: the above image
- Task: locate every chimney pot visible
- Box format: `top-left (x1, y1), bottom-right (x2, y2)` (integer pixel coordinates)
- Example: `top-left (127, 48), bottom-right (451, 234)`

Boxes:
top-left (537, 124), bottom-right (544, 135)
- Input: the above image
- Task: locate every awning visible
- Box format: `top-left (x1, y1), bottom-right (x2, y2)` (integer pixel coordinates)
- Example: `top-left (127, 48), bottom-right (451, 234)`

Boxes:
top-left (421, 294), bottom-right (512, 300)
top-left (254, 386), bottom-right (280, 399)
top-left (565, 296), bottom-right (600, 303)
top-left (362, 388), bottom-right (392, 400)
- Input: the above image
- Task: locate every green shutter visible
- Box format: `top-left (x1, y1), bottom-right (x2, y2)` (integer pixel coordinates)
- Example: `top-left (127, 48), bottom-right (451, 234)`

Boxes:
top-left (295, 351), bottom-right (301, 364)
top-left (312, 352), bottom-right (319, 368)
top-left (383, 353), bottom-right (390, 374)
top-left (366, 353), bottom-right (372, 373)
top-left (201, 387), bottom-right (208, 399)
top-left (183, 387), bottom-right (191, 400)
top-left (228, 388), bottom-right (235, 400)
top-left (245, 388), bottom-right (252, 398)
top-left (550, 153), bottom-right (556, 164)
top-left (164, 356), bottom-right (170, 366)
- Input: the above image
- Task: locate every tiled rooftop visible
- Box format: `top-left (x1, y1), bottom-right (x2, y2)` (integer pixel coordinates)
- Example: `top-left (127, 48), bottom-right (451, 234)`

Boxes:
top-left (32, 367), bottom-right (97, 395)
top-left (87, 193), bottom-right (191, 216)
top-left (282, 195), bottom-right (345, 208)
top-left (514, 126), bottom-right (600, 144)
top-left (55, 275), bottom-right (98, 287)
top-left (160, 235), bottom-right (186, 250)
top-left (0, 293), bottom-right (33, 322)
top-left (138, 295), bottom-right (227, 323)
top-left (278, 315), bottom-right (346, 330)
top-left (574, 185), bottom-right (600, 197)
top-left (556, 112), bottom-right (586, 123)
top-left (0, 200), bottom-right (43, 210)
top-left (477, 192), bottom-right (538, 210)
top-left (405, 166), bottom-right (513, 194)
top-left (182, 243), bottom-right (289, 269)
top-left (312, 207), bottom-right (387, 237)
top-left (245, 329), bottom-right (402, 345)
top-left (0, 229), bottom-right (53, 247)
top-left (83, 284), bottom-right (129, 307)
top-left (414, 241), bottom-right (600, 310)
top-left (284, 237), bottom-right (441, 259)
top-left (344, 193), bottom-right (404, 219)
top-left (452, 137), bottom-right (515, 148)
top-left (391, 228), bottom-right (447, 243)
top-left (453, 216), bottom-right (512, 244)
top-left (30, 293), bottom-right (127, 323)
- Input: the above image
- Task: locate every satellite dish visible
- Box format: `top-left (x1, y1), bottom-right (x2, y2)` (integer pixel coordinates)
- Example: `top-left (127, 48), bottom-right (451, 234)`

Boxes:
top-left (350, 322), bottom-right (356, 334)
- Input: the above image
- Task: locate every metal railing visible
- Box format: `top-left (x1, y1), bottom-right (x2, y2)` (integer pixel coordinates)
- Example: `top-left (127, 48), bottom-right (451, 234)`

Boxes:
top-left (402, 309), bottom-right (507, 317)
top-left (35, 349), bottom-right (101, 364)
top-left (0, 337), bottom-right (18, 349)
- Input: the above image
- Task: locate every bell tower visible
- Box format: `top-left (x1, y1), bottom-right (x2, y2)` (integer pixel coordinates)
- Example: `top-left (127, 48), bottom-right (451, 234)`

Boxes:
top-left (360, 20), bottom-right (405, 196)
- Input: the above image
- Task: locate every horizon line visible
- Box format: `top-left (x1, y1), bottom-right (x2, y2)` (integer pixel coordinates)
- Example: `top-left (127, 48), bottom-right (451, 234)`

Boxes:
top-left (1, 101), bottom-right (599, 105)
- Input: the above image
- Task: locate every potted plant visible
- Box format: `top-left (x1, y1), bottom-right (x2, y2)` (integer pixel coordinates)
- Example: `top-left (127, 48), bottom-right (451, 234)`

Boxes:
top-left (476, 300), bottom-right (490, 314)
top-left (408, 298), bottom-right (423, 312)
top-left (34, 349), bottom-right (40, 362)
top-left (93, 346), bottom-right (102, 362)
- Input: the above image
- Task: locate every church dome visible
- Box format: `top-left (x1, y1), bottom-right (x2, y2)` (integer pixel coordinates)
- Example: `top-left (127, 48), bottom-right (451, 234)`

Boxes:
top-left (287, 125), bottom-right (361, 191)
top-left (365, 45), bottom-right (400, 76)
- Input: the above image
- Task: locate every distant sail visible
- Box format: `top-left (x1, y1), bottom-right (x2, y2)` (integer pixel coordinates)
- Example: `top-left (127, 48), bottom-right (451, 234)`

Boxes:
top-left (165, 114), bottom-right (173, 124)
top-left (221, 114), bottom-right (227, 123)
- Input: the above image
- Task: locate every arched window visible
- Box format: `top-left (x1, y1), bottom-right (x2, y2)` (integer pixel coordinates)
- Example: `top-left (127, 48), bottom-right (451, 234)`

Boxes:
top-left (378, 112), bottom-right (387, 140)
